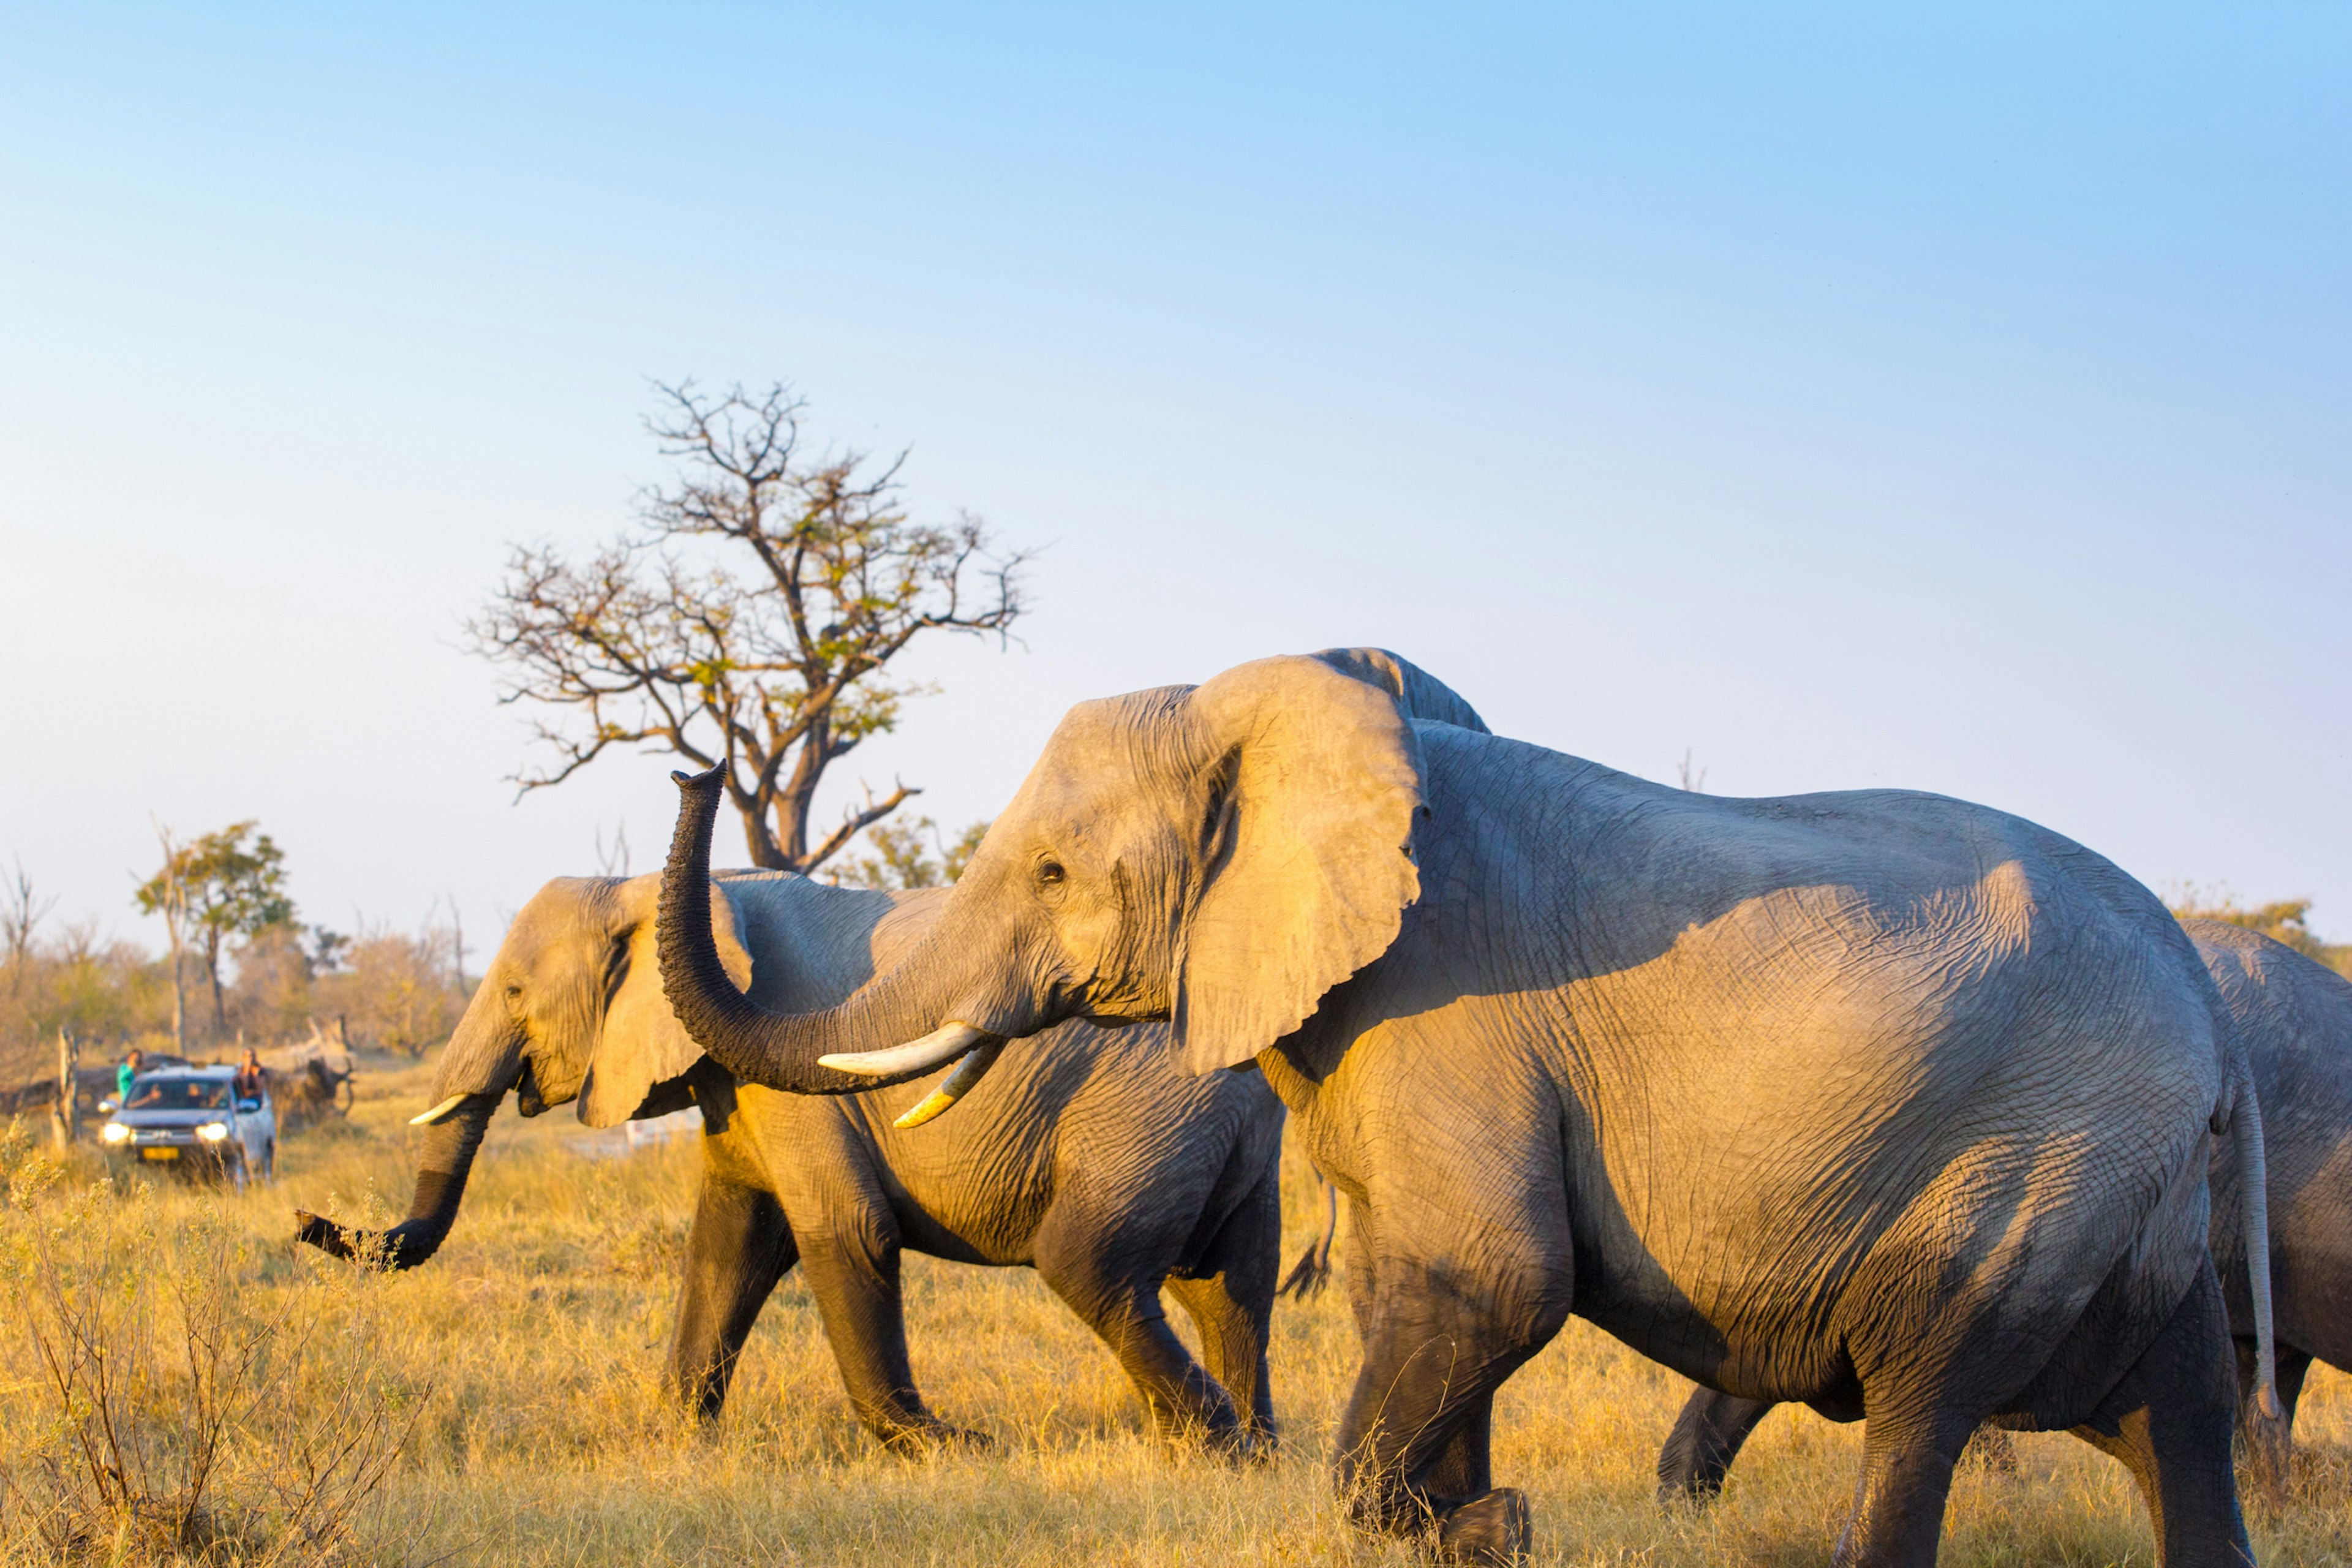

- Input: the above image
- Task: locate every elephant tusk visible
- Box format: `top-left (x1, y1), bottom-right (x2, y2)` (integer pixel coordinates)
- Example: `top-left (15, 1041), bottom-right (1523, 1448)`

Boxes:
top-left (410, 1093), bottom-right (472, 1126)
top-left (820, 1021), bottom-right (997, 1079)
top-left (892, 1041), bottom-right (1008, 1129)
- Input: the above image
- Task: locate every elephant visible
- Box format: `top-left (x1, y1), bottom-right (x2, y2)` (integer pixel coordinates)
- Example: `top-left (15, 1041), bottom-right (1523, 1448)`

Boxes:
top-left (1659, 915), bottom-right (2350, 1501)
top-left (295, 869), bottom-right (1284, 1455)
top-left (652, 646), bottom-right (2280, 1567)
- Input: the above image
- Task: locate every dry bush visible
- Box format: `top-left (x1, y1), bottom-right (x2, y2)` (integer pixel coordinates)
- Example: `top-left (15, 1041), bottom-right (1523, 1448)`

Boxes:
top-left (312, 932), bottom-right (467, 1060)
top-left (0, 1120), bottom-right (421, 1565)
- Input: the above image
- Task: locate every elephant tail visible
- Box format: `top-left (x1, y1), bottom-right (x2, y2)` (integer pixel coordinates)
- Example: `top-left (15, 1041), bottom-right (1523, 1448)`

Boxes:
top-left (1277, 1177), bottom-right (1340, 1302)
top-left (2226, 1066), bottom-right (2283, 1428)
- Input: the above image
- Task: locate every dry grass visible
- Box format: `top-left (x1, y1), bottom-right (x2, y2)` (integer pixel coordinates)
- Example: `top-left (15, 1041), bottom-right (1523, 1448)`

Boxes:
top-left (6, 1052), bottom-right (2348, 1566)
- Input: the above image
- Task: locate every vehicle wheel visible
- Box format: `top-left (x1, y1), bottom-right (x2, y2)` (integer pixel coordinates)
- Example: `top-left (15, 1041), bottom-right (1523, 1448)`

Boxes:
top-left (225, 1151), bottom-right (247, 1195)
top-left (261, 1140), bottom-right (276, 1183)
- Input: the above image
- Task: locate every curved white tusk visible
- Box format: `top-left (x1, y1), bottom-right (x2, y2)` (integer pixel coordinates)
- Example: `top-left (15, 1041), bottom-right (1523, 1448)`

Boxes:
top-left (820, 1021), bottom-right (996, 1079)
top-left (892, 1041), bottom-right (1008, 1130)
top-left (409, 1093), bottom-right (472, 1127)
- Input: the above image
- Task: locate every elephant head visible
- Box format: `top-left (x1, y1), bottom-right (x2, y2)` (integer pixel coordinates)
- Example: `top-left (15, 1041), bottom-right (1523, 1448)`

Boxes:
top-left (297, 874), bottom-right (753, 1268)
top-left (658, 648), bottom-right (1482, 1113)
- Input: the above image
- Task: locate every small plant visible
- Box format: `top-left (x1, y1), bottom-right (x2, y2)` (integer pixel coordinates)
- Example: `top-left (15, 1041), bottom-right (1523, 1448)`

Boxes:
top-left (0, 1118), bottom-right (421, 1564)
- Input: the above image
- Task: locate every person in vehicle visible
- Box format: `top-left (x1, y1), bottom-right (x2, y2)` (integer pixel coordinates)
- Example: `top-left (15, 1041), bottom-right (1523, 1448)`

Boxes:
top-left (127, 1077), bottom-right (228, 1110)
top-left (233, 1048), bottom-right (268, 1104)
top-left (116, 1047), bottom-right (145, 1102)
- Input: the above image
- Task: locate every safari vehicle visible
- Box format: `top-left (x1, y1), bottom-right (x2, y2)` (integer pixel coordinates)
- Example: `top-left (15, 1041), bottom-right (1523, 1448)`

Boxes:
top-left (99, 1066), bottom-right (276, 1189)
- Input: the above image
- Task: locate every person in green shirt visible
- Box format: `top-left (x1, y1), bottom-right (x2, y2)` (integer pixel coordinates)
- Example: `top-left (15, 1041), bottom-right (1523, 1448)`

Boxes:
top-left (115, 1048), bottom-right (145, 1102)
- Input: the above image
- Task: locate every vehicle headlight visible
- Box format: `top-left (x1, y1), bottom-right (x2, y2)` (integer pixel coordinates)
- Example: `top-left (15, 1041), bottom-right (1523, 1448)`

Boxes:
top-left (197, 1122), bottom-right (230, 1142)
top-left (100, 1122), bottom-right (131, 1144)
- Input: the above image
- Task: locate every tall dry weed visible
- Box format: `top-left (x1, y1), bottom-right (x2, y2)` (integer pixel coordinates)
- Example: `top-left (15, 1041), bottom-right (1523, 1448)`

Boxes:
top-left (0, 1118), bottom-right (423, 1565)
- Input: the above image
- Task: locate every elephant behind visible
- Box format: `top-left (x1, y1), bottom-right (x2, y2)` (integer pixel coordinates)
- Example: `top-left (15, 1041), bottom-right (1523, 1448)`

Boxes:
top-left (297, 869), bottom-right (1283, 1454)
top-left (1663, 915), bottom-right (2351, 1501)
top-left (655, 647), bottom-right (2276, 1567)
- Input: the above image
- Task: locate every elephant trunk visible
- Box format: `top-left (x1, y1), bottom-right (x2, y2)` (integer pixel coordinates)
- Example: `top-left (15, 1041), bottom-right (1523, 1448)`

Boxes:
top-left (658, 767), bottom-right (999, 1095)
top-left (295, 1092), bottom-right (499, 1270)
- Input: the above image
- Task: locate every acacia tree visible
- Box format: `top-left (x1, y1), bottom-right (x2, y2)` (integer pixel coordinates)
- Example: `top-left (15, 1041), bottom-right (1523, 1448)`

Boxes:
top-left (135, 823), bottom-right (296, 1042)
top-left (469, 381), bottom-right (1030, 873)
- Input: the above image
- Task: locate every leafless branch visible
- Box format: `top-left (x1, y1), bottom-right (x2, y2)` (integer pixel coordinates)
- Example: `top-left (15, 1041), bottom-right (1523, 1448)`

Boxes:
top-left (466, 380), bottom-right (1030, 873)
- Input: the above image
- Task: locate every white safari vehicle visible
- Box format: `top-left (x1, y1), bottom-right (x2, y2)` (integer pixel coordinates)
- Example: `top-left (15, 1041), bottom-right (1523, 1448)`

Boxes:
top-left (100, 1066), bottom-right (276, 1189)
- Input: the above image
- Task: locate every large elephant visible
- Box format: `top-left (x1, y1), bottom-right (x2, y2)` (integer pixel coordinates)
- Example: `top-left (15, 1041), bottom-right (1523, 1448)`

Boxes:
top-left (296, 869), bottom-right (1283, 1453)
top-left (654, 647), bottom-right (2279, 1567)
top-left (1660, 916), bottom-right (2348, 1500)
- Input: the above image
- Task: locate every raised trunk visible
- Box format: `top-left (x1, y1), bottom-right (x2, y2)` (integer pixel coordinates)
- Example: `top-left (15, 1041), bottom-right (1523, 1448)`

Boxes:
top-left (660, 767), bottom-right (975, 1093)
top-left (295, 1093), bottom-right (497, 1269)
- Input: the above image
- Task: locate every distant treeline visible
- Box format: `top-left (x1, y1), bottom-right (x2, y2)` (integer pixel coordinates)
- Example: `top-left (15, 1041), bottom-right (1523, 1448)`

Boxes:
top-left (7, 883), bottom-right (2339, 1084)
top-left (1, 918), bottom-right (470, 1087)
top-left (2169, 892), bottom-right (2352, 979)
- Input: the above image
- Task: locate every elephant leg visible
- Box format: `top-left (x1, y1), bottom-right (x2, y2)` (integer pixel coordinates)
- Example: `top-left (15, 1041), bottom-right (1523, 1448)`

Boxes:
top-left (2068, 1261), bottom-right (2253, 1568)
top-left (1035, 1233), bottom-right (1244, 1447)
top-left (1335, 1259), bottom-right (1567, 1567)
top-left (1423, 1390), bottom-right (1496, 1499)
top-left (1340, 1191), bottom-right (1378, 1344)
top-left (666, 1172), bottom-right (797, 1422)
top-left (796, 1225), bottom-right (983, 1454)
top-left (1829, 1405), bottom-right (1976, 1567)
top-left (1163, 1171), bottom-right (1281, 1449)
top-left (1658, 1390), bottom-right (1779, 1504)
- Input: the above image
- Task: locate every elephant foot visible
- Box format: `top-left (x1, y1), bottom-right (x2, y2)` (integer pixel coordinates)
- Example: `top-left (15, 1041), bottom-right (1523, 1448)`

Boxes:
top-left (1199, 1422), bottom-right (1277, 1466)
top-left (1432, 1488), bottom-right (1531, 1566)
top-left (876, 1417), bottom-right (993, 1457)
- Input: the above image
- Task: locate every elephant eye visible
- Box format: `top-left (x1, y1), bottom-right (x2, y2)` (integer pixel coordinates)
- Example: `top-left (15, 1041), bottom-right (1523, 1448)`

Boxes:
top-left (1037, 860), bottom-right (1066, 886)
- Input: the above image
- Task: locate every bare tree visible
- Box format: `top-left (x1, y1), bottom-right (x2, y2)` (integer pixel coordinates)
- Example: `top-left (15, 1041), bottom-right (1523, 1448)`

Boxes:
top-left (467, 380), bottom-right (1031, 873)
top-left (4, 858), bottom-right (58, 995)
top-left (139, 823), bottom-right (192, 1052)
top-left (594, 821), bottom-right (632, 878)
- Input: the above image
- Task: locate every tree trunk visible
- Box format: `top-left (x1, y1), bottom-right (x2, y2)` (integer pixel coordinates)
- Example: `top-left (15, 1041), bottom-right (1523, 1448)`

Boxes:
top-left (206, 929), bottom-right (228, 1039)
top-left (774, 717), bottom-right (830, 867)
top-left (167, 924), bottom-right (186, 1054)
top-left (50, 1028), bottom-right (78, 1150)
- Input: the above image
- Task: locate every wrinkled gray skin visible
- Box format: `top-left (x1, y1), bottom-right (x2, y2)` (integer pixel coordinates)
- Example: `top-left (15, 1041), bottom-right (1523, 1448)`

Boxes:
top-left (296, 871), bottom-right (1282, 1454)
top-left (656, 647), bottom-right (2266, 1567)
top-left (1663, 917), bottom-right (2350, 1502)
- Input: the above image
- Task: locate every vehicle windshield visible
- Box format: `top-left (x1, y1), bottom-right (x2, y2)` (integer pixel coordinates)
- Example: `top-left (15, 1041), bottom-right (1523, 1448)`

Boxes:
top-left (125, 1076), bottom-right (230, 1111)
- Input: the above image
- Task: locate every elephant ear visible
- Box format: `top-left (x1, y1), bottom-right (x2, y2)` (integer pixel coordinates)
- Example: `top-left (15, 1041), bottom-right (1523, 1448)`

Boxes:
top-left (1308, 647), bottom-right (1491, 733)
top-left (578, 875), bottom-right (753, 1128)
top-left (1173, 655), bottom-right (1425, 1076)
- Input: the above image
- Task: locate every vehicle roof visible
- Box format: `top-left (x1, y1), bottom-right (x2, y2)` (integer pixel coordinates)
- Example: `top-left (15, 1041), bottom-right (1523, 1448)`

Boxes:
top-left (137, 1066), bottom-right (237, 1080)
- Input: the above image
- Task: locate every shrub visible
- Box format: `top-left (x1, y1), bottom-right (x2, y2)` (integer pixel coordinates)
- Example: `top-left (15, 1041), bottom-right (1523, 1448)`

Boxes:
top-left (0, 1119), bottom-right (421, 1564)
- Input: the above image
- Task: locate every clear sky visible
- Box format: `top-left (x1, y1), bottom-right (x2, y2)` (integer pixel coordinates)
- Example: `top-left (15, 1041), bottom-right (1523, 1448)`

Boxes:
top-left (3, 4), bottom-right (2346, 954)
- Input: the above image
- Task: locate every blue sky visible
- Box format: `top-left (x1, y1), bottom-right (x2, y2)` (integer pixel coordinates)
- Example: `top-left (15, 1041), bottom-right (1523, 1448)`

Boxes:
top-left (3, 4), bottom-right (2346, 948)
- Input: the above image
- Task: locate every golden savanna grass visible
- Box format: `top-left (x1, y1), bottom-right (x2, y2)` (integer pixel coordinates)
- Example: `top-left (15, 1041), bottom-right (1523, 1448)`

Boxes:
top-left (6, 1051), bottom-right (2349, 1566)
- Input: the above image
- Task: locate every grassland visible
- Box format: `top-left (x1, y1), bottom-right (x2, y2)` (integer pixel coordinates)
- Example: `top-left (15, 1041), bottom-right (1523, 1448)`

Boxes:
top-left (5, 1050), bottom-right (2348, 1566)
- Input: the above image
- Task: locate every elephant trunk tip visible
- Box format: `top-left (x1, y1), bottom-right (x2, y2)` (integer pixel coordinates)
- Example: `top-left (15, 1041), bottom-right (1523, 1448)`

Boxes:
top-left (292, 1209), bottom-right (437, 1272)
top-left (294, 1208), bottom-right (352, 1256)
